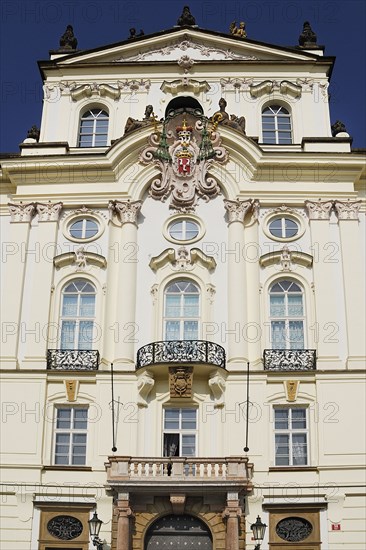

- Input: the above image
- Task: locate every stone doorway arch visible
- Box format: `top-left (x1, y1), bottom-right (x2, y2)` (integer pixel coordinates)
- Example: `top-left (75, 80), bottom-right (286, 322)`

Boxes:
top-left (144, 513), bottom-right (213, 549)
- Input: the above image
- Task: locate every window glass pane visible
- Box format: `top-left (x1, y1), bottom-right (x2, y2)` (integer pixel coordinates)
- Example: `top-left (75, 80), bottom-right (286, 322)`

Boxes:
top-left (69, 220), bottom-right (83, 238)
top-left (164, 409), bottom-right (180, 429)
top-left (183, 295), bottom-right (199, 317)
top-left (291, 409), bottom-right (307, 429)
top-left (292, 434), bottom-right (307, 465)
top-left (165, 321), bottom-right (180, 341)
top-left (169, 221), bottom-right (183, 239)
top-left (80, 295), bottom-right (95, 317)
top-left (289, 321), bottom-right (304, 348)
top-left (163, 433), bottom-right (179, 456)
top-left (85, 220), bottom-right (98, 237)
top-left (274, 409), bottom-right (289, 429)
top-left (185, 221), bottom-right (199, 238)
top-left (78, 321), bottom-right (94, 349)
top-left (183, 321), bottom-right (198, 339)
top-left (57, 409), bottom-right (71, 429)
top-left (165, 295), bottom-right (181, 317)
top-left (62, 296), bottom-right (78, 317)
top-left (284, 218), bottom-right (298, 237)
top-left (73, 409), bottom-right (88, 429)
top-left (72, 454), bottom-right (86, 465)
top-left (60, 321), bottom-right (76, 349)
top-left (288, 295), bottom-right (303, 316)
top-left (270, 295), bottom-right (285, 316)
top-left (275, 434), bottom-right (289, 465)
top-left (271, 321), bottom-right (286, 348)
top-left (182, 435), bottom-right (196, 456)
top-left (182, 409), bottom-right (197, 430)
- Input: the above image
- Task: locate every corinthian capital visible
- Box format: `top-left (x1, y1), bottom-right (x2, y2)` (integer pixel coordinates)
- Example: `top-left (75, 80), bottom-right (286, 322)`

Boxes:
top-left (36, 201), bottom-right (63, 221)
top-left (224, 199), bottom-right (253, 224)
top-left (109, 200), bottom-right (142, 225)
top-left (8, 202), bottom-right (36, 222)
top-left (304, 199), bottom-right (333, 220)
top-left (334, 199), bottom-right (362, 220)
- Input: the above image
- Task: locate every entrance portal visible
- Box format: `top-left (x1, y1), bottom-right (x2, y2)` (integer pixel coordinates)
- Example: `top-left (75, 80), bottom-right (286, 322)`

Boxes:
top-left (145, 514), bottom-right (213, 549)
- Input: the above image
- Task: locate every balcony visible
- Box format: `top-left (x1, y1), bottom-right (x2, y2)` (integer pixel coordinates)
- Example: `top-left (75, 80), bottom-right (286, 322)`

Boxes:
top-left (47, 349), bottom-right (99, 370)
top-left (263, 349), bottom-right (316, 371)
top-left (136, 340), bottom-right (226, 369)
top-left (105, 456), bottom-right (253, 495)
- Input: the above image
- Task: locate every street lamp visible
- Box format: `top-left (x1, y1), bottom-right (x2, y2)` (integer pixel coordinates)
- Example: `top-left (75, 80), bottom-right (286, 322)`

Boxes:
top-left (88, 511), bottom-right (104, 550)
top-left (250, 515), bottom-right (267, 550)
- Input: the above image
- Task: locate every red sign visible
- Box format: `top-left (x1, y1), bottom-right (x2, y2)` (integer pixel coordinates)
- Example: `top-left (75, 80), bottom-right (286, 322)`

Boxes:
top-left (331, 523), bottom-right (341, 531)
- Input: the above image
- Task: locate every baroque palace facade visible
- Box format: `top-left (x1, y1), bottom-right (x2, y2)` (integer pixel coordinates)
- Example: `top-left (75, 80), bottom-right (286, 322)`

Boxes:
top-left (1, 7), bottom-right (365, 550)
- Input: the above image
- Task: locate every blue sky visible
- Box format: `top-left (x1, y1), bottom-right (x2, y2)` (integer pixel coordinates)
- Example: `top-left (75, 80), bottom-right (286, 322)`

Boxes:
top-left (1, 0), bottom-right (365, 151)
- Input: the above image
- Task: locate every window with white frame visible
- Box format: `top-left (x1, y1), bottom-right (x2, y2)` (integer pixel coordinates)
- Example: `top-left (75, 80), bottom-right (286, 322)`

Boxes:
top-left (269, 280), bottom-right (304, 349)
top-left (168, 219), bottom-right (200, 242)
top-left (163, 408), bottom-right (197, 457)
top-left (164, 280), bottom-right (200, 340)
top-left (268, 217), bottom-right (299, 239)
top-left (78, 108), bottom-right (109, 147)
top-left (69, 218), bottom-right (99, 240)
top-left (274, 407), bottom-right (308, 466)
top-left (54, 407), bottom-right (88, 465)
top-left (262, 105), bottom-right (292, 144)
top-left (60, 280), bottom-right (96, 350)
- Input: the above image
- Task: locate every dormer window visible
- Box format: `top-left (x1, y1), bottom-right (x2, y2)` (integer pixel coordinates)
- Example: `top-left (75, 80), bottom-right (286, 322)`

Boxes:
top-left (78, 108), bottom-right (109, 147)
top-left (262, 105), bottom-right (292, 144)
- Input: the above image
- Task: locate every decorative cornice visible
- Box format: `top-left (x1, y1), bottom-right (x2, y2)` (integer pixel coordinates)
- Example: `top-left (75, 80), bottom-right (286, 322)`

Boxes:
top-left (114, 37), bottom-right (257, 62)
top-left (108, 200), bottom-right (142, 225)
top-left (224, 199), bottom-right (255, 224)
top-left (304, 199), bottom-right (333, 220)
top-left (334, 199), bottom-right (362, 220)
top-left (8, 202), bottom-right (36, 222)
top-left (54, 249), bottom-right (107, 270)
top-left (249, 79), bottom-right (302, 98)
top-left (161, 79), bottom-right (210, 94)
top-left (36, 201), bottom-right (63, 222)
top-left (149, 247), bottom-right (216, 272)
top-left (259, 247), bottom-right (313, 270)
top-left (43, 79), bottom-right (151, 102)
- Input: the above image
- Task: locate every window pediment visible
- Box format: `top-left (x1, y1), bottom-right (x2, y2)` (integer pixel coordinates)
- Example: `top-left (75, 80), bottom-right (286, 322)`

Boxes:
top-left (149, 247), bottom-right (216, 272)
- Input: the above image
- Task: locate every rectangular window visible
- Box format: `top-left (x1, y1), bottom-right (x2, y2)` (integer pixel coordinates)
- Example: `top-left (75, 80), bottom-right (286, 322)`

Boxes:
top-left (54, 407), bottom-right (88, 465)
top-left (274, 407), bottom-right (308, 466)
top-left (163, 408), bottom-right (197, 457)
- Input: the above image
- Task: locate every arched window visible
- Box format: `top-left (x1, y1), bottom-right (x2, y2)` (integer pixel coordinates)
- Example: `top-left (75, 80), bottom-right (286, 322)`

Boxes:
top-left (164, 280), bottom-right (200, 340)
top-left (60, 279), bottom-right (96, 349)
top-left (262, 105), bottom-right (292, 144)
top-left (78, 108), bottom-right (109, 147)
top-left (269, 280), bottom-right (304, 349)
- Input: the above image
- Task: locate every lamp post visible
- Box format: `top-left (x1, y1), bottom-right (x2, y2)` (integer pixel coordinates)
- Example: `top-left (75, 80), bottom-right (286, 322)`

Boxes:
top-left (88, 511), bottom-right (104, 550)
top-left (250, 515), bottom-right (267, 550)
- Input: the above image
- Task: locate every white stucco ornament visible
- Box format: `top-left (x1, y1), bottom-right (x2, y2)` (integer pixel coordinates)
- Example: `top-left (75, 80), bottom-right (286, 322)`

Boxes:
top-left (140, 112), bottom-right (228, 211)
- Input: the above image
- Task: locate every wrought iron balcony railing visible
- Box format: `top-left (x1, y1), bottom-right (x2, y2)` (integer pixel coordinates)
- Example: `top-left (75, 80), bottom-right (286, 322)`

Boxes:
top-left (136, 340), bottom-right (226, 370)
top-left (47, 349), bottom-right (99, 370)
top-left (263, 349), bottom-right (316, 371)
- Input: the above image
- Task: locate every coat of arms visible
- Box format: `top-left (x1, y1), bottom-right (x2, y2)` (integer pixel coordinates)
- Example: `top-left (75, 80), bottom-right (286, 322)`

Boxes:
top-left (140, 109), bottom-right (228, 211)
top-left (169, 366), bottom-right (193, 398)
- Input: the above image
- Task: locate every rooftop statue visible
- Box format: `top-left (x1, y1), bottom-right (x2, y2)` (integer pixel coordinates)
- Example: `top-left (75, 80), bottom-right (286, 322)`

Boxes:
top-left (177, 6), bottom-right (196, 26)
top-left (26, 125), bottom-right (40, 141)
top-left (211, 98), bottom-right (246, 135)
top-left (59, 24), bottom-right (78, 50)
top-left (230, 21), bottom-right (247, 38)
top-left (124, 105), bottom-right (155, 134)
top-left (128, 28), bottom-right (145, 39)
top-left (331, 120), bottom-right (348, 136)
top-left (298, 21), bottom-right (318, 47)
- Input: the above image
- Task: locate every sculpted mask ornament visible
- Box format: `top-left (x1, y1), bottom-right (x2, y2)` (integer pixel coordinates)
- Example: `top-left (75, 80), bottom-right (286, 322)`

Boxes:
top-left (140, 110), bottom-right (228, 211)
